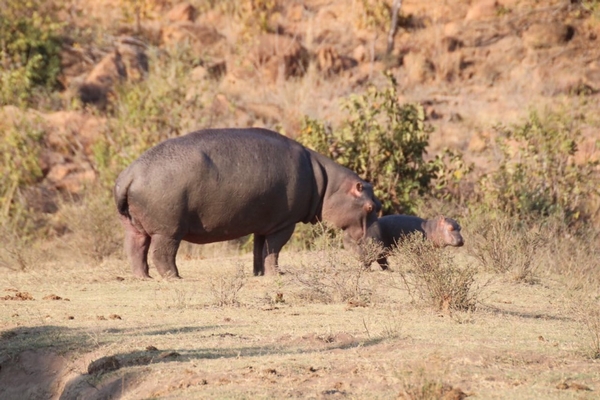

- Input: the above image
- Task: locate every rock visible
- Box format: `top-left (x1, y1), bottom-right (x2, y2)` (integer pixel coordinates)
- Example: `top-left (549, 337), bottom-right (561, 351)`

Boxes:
top-left (316, 46), bottom-right (357, 75)
top-left (58, 44), bottom-right (95, 89)
top-left (243, 102), bottom-right (282, 123)
top-left (116, 37), bottom-right (149, 82)
top-left (583, 68), bottom-right (600, 93)
top-left (287, 3), bottom-right (306, 22)
top-left (42, 111), bottom-right (105, 156)
top-left (444, 22), bottom-right (462, 37)
top-left (522, 22), bottom-right (574, 49)
top-left (465, 0), bottom-right (499, 21)
top-left (88, 356), bottom-right (120, 375)
top-left (78, 38), bottom-right (149, 106)
top-left (78, 51), bottom-right (129, 104)
top-left (165, 2), bottom-right (197, 22)
top-left (190, 66), bottom-right (208, 82)
top-left (468, 132), bottom-right (488, 153)
top-left (161, 21), bottom-right (225, 50)
top-left (46, 163), bottom-right (75, 183)
top-left (353, 44), bottom-right (368, 63)
top-left (442, 37), bottom-right (464, 52)
top-left (84, 51), bottom-right (126, 92)
top-left (251, 34), bottom-right (309, 83)
top-left (403, 52), bottom-right (435, 83)
top-left (45, 162), bottom-right (96, 194)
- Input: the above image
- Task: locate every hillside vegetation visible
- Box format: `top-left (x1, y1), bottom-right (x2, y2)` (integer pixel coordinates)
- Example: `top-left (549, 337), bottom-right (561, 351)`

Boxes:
top-left (1, 0), bottom-right (600, 398)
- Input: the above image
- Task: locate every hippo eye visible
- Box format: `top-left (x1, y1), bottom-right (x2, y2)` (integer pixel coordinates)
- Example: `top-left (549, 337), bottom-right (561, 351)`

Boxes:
top-left (448, 225), bottom-right (454, 231)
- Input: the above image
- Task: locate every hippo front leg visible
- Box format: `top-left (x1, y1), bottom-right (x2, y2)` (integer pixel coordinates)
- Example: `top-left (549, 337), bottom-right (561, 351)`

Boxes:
top-left (253, 234), bottom-right (266, 276)
top-left (262, 225), bottom-right (296, 276)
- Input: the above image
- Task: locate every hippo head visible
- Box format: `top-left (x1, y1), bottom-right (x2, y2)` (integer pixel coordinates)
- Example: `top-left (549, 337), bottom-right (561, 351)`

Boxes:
top-left (431, 216), bottom-right (464, 247)
top-left (322, 180), bottom-right (381, 241)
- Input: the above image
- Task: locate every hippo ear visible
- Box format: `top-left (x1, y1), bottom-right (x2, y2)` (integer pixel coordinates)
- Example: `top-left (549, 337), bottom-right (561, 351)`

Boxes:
top-left (351, 182), bottom-right (363, 197)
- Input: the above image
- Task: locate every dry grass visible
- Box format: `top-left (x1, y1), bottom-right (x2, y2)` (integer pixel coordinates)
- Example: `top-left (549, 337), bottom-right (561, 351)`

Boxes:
top-left (1, 238), bottom-right (600, 398)
top-left (56, 187), bottom-right (122, 262)
top-left (465, 213), bottom-right (544, 283)
top-left (284, 248), bottom-right (377, 304)
top-left (570, 293), bottom-right (600, 360)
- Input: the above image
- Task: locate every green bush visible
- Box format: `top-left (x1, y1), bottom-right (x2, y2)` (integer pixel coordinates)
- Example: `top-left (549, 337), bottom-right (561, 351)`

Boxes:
top-left (0, 117), bottom-right (45, 235)
top-left (477, 110), bottom-right (600, 224)
top-left (299, 73), bottom-right (451, 215)
top-left (0, 0), bottom-right (63, 107)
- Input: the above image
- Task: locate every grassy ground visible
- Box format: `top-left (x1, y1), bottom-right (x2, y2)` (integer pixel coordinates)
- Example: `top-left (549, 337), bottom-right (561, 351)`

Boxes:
top-left (1, 246), bottom-right (598, 399)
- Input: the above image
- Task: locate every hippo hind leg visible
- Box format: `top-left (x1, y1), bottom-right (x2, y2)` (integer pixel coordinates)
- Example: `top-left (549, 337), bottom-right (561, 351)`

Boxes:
top-left (121, 216), bottom-right (151, 279)
top-left (150, 234), bottom-right (182, 279)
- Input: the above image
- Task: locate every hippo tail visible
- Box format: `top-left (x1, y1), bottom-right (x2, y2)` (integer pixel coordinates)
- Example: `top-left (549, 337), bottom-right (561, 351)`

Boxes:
top-left (114, 171), bottom-right (133, 220)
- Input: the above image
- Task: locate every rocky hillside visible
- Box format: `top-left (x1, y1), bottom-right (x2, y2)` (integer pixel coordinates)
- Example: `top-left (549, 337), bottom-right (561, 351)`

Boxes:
top-left (2, 0), bottom-right (599, 206)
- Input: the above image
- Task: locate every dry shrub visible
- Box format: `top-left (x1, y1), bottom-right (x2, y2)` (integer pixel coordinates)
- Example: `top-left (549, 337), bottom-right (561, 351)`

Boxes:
top-left (540, 216), bottom-right (600, 290)
top-left (163, 286), bottom-right (198, 310)
top-left (465, 212), bottom-right (543, 283)
top-left (57, 187), bottom-right (122, 262)
top-left (570, 294), bottom-right (600, 359)
top-left (285, 247), bottom-right (376, 305)
top-left (389, 234), bottom-right (478, 312)
top-left (398, 367), bottom-right (467, 400)
top-left (209, 263), bottom-right (247, 307)
top-left (343, 233), bottom-right (386, 271)
top-left (0, 225), bottom-right (44, 271)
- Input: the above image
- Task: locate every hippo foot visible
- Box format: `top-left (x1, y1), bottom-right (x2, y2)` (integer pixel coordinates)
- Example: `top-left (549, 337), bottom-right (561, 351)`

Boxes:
top-left (160, 273), bottom-right (182, 280)
top-left (264, 269), bottom-right (284, 277)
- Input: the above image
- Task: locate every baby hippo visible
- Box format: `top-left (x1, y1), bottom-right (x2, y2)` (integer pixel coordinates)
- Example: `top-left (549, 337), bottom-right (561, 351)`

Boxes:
top-left (344, 215), bottom-right (464, 270)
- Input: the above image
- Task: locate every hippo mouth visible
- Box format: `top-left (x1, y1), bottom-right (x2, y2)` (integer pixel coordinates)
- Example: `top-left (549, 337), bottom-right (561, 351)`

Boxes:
top-left (346, 213), bottom-right (369, 242)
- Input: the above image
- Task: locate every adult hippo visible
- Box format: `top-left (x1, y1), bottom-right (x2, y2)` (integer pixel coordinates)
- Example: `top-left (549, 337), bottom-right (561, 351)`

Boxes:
top-left (114, 127), bottom-right (381, 278)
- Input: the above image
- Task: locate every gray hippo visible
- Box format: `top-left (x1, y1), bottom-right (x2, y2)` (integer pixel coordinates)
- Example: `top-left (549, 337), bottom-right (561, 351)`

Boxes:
top-left (344, 215), bottom-right (464, 270)
top-left (114, 127), bottom-right (381, 278)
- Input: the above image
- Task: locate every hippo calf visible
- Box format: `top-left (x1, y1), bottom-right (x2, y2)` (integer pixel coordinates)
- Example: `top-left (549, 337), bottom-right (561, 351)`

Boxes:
top-left (344, 215), bottom-right (464, 270)
top-left (114, 127), bottom-right (380, 278)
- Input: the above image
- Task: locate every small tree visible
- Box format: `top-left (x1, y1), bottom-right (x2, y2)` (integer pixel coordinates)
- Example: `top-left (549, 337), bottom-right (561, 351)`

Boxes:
top-left (478, 110), bottom-right (600, 224)
top-left (0, 0), bottom-right (63, 107)
top-left (299, 73), bottom-right (445, 215)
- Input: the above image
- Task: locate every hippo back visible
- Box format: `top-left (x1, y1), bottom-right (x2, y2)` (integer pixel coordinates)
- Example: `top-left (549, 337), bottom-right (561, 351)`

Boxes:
top-left (120, 128), bottom-right (322, 241)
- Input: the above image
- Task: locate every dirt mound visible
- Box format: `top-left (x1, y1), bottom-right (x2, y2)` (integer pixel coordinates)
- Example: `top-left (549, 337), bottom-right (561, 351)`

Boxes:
top-left (0, 350), bottom-right (146, 400)
top-left (0, 350), bottom-right (71, 399)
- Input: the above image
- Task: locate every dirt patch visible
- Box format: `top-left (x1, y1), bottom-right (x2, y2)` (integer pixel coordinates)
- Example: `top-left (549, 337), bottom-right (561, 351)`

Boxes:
top-left (0, 350), bottom-right (147, 399)
top-left (43, 294), bottom-right (70, 301)
top-left (0, 350), bottom-right (69, 399)
top-left (1, 291), bottom-right (34, 301)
